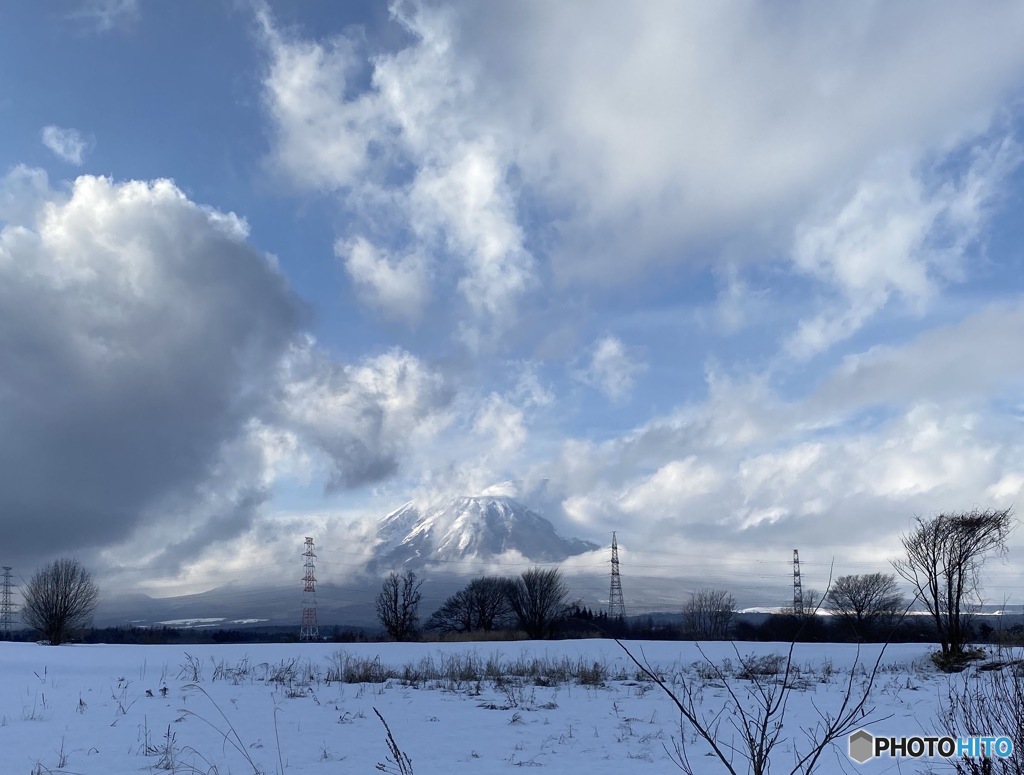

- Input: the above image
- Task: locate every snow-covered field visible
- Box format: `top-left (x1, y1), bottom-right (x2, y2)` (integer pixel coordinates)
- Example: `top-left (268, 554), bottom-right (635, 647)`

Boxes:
top-left (0, 639), bottom-right (999, 774)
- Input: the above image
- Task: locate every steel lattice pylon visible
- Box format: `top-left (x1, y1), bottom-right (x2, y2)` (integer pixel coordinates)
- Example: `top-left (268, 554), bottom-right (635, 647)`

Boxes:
top-left (792, 549), bottom-right (803, 616)
top-left (300, 538), bottom-right (319, 642)
top-left (0, 567), bottom-right (15, 638)
top-left (608, 532), bottom-right (626, 620)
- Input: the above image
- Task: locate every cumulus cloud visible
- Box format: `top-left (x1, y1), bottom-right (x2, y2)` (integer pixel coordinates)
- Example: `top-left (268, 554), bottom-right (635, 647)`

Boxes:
top-left (576, 335), bottom-right (647, 402)
top-left (0, 170), bottom-right (302, 568)
top-left (0, 168), bottom-right (458, 580)
top-left (41, 126), bottom-right (90, 165)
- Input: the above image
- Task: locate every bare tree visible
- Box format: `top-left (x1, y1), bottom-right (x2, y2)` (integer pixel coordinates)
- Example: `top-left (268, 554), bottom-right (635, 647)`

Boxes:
top-left (21, 558), bottom-right (100, 645)
top-left (792, 587), bottom-right (823, 617)
top-left (375, 570), bottom-right (423, 642)
top-left (506, 567), bottom-right (570, 639)
top-left (681, 588), bottom-right (735, 640)
top-left (826, 573), bottom-right (903, 638)
top-left (616, 569), bottom-right (905, 775)
top-left (893, 507), bottom-right (1014, 664)
top-left (425, 576), bottom-right (512, 634)
top-left (942, 652), bottom-right (1024, 775)
top-left (617, 636), bottom-right (892, 775)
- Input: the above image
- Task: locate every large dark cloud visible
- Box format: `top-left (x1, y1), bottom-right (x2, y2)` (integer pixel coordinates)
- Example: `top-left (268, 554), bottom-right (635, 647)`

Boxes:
top-left (0, 173), bottom-right (304, 563)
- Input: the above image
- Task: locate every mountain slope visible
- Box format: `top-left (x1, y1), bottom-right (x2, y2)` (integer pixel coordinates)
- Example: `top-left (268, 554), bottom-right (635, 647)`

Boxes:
top-left (371, 495), bottom-right (599, 570)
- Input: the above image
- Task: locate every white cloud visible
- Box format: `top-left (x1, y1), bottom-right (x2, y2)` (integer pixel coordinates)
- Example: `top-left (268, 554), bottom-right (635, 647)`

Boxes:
top-left (41, 125), bottom-right (89, 165)
top-left (619, 457), bottom-right (723, 515)
top-left (787, 139), bottom-right (1021, 358)
top-left (276, 340), bottom-right (453, 491)
top-left (699, 266), bottom-right (768, 335)
top-left (257, 0), bottom-right (1024, 364)
top-left (810, 299), bottom-right (1024, 412)
top-left (408, 144), bottom-right (534, 347)
top-left (576, 335), bottom-right (646, 402)
top-left (0, 170), bottom-right (301, 568)
top-left (258, 12), bottom-right (374, 191)
top-left (0, 165), bottom-right (53, 224)
top-left (470, 365), bottom-right (554, 457)
top-left (259, 5), bottom-right (534, 346)
top-left (473, 393), bottom-right (527, 455)
top-left (528, 353), bottom-right (1024, 587)
top-left (450, 1), bottom-right (1024, 283)
top-left (339, 237), bottom-right (430, 323)
top-left (0, 167), bottom-right (469, 586)
top-left (65, 0), bottom-right (139, 33)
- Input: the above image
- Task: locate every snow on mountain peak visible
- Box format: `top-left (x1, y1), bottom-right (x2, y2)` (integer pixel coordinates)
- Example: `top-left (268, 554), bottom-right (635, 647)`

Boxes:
top-left (371, 494), bottom-right (598, 571)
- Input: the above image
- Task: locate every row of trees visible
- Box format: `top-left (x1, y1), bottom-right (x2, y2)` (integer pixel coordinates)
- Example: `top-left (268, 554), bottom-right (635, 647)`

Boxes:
top-left (376, 508), bottom-right (1016, 663)
top-left (677, 573), bottom-right (902, 641)
top-left (15, 507), bottom-right (1016, 664)
top-left (674, 508), bottom-right (1016, 664)
top-left (376, 568), bottom-right (909, 643)
top-left (376, 567), bottom-right (573, 641)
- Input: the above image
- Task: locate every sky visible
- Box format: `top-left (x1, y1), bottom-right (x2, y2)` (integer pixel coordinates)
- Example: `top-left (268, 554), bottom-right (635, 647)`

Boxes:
top-left (3, 0), bottom-right (1024, 607)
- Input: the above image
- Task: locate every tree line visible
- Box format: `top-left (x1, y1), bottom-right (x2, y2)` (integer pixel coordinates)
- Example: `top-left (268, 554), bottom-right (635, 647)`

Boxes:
top-left (375, 566), bottom-right (575, 641)
top-left (10, 507), bottom-right (1017, 671)
top-left (374, 507), bottom-right (1018, 663)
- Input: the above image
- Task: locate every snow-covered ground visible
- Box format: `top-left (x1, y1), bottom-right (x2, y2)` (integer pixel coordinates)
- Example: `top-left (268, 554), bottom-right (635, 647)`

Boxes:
top-left (0, 639), bottom-right (1005, 774)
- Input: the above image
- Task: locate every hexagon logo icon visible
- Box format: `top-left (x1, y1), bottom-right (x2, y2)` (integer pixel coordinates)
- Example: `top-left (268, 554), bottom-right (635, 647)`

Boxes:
top-left (849, 729), bottom-right (874, 763)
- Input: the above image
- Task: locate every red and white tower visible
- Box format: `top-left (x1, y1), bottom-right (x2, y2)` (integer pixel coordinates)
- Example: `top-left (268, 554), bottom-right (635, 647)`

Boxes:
top-left (300, 537), bottom-right (319, 641)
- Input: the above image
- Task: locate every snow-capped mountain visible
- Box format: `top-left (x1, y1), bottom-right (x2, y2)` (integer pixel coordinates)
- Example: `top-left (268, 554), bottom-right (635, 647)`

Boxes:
top-left (371, 495), bottom-right (599, 570)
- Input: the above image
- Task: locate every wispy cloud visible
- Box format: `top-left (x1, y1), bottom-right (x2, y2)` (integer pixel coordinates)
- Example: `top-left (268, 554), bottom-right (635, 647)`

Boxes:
top-left (41, 125), bottom-right (89, 165)
top-left (65, 0), bottom-right (139, 34)
top-left (786, 138), bottom-right (1022, 359)
top-left (576, 336), bottom-right (647, 402)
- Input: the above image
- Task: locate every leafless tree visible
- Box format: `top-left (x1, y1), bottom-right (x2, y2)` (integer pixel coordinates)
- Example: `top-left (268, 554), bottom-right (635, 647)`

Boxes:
top-left (892, 507), bottom-right (1014, 664)
top-left (681, 588), bottom-right (735, 640)
top-left (617, 635), bottom-right (892, 775)
top-left (506, 567), bottom-right (570, 639)
top-left (790, 588), bottom-right (824, 617)
top-left (826, 573), bottom-right (904, 638)
top-left (21, 558), bottom-right (100, 645)
top-left (375, 570), bottom-right (423, 642)
top-left (942, 650), bottom-right (1024, 775)
top-left (425, 577), bottom-right (513, 634)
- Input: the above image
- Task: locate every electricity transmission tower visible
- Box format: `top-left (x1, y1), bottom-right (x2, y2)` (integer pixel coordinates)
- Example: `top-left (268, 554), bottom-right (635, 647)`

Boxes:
top-left (0, 567), bottom-right (15, 638)
top-left (792, 549), bottom-right (803, 615)
top-left (608, 532), bottom-right (626, 620)
top-left (299, 537), bottom-right (319, 642)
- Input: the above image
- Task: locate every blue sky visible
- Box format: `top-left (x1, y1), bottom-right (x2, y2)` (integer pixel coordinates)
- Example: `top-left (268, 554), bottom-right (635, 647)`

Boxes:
top-left (3, 0), bottom-right (1024, 606)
